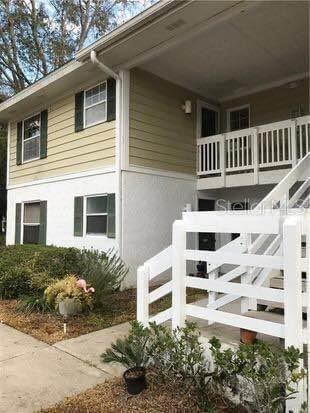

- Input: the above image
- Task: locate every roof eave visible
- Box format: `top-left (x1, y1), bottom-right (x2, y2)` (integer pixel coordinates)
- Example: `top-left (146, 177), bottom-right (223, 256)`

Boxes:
top-left (76, 0), bottom-right (185, 60)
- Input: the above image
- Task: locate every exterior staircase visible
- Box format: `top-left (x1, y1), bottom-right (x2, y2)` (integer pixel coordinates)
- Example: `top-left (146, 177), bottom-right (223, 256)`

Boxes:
top-left (137, 153), bottom-right (310, 411)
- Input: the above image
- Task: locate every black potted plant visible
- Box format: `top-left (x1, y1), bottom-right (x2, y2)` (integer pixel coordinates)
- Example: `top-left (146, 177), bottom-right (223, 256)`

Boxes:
top-left (101, 321), bottom-right (150, 395)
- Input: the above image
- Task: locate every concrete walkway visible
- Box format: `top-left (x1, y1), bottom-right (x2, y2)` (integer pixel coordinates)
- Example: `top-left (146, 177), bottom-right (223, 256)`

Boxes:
top-left (0, 322), bottom-right (129, 413)
top-left (54, 322), bottom-right (129, 377)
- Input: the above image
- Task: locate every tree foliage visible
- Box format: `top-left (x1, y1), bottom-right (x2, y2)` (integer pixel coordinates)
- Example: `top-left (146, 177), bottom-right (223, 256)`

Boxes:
top-left (0, 0), bottom-right (154, 95)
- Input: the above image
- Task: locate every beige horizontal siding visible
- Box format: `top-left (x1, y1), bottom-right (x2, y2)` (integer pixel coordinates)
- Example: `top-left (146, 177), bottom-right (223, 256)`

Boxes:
top-left (9, 93), bottom-right (115, 186)
top-left (129, 69), bottom-right (197, 175)
top-left (220, 78), bottom-right (309, 131)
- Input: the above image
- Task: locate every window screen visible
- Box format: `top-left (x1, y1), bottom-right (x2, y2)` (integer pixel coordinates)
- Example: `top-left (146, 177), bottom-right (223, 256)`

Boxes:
top-left (86, 195), bottom-right (107, 234)
top-left (23, 114), bottom-right (40, 162)
top-left (23, 202), bottom-right (40, 244)
top-left (84, 83), bottom-right (107, 127)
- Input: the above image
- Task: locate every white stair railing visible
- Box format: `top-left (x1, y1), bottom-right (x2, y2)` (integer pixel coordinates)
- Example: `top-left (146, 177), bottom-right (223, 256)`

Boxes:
top-left (206, 153), bottom-right (310, 312)
top-left (137, 154), bottom-right (310, 325)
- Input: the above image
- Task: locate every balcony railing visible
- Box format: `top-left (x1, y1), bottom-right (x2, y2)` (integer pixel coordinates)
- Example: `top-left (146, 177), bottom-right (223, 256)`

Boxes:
top-left (197, 115), bottom-right (310, 180)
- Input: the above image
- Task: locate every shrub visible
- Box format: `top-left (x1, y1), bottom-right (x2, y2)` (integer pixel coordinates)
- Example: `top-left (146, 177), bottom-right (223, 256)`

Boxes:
top-left (0, 245), bottom-right (81, 298)
top-left (209, 337), bottom-right (305, 412)
top-left (0, 267), bottom-right (33, 298)
top-left (16, 294), bottom-right (53, 314)
top-left (102, 322), bottom-right (306, 412)
top-left (147, 322), bottom-right (207, 382)
top-left (76, 249), bottom-right (128, 306)
top-left (101, 321), bottom-right (151, 369)
top-left (0, 245), bottom-right (128, 302)
top-left (44, 275), bottom-right (94, 312)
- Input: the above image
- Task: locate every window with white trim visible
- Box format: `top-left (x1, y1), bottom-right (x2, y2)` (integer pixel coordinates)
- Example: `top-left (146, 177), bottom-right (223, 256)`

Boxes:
top-left (84, 82), bottom-right (107, 127)
top-left (23, 202), bottom-right (40, 244)
top-left (228, 106), bottom-right (250, 131)
top-left (86, 195), bottom-right (107, 235)
top-left (23, 114), bottom-right (40, 162)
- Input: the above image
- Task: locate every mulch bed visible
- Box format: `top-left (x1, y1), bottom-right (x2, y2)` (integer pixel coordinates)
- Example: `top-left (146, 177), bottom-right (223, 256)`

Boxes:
top-left (41, 372), bottom-right (202, 413)
top-left (0, 288), bottom-right (206, 344)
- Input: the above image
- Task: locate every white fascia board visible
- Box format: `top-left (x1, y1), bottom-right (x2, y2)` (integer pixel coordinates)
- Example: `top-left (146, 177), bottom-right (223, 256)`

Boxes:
top-left (0, 60), bottom-right (83, 117)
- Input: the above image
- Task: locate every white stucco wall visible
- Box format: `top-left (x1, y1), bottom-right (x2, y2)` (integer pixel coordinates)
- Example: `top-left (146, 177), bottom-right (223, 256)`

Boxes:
top-left (121, 170), bottom-right (196, 287)
top-left (198, 184), bottom-right (275, 249)
top-left (6, 171), bottom-right (118, 252)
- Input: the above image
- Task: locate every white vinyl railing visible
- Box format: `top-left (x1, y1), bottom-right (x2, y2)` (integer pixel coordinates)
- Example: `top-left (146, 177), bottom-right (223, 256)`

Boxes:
top-left (137, 210), bottom-right (310, 412)
top-left (197, 115), bottom-right (310, 178)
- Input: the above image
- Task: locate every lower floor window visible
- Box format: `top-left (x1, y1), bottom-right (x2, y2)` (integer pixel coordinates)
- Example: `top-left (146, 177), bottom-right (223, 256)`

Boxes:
top-left (86, 195), bottom-right (108, 235)
top-left (23, 202), bottom-right (40, 244)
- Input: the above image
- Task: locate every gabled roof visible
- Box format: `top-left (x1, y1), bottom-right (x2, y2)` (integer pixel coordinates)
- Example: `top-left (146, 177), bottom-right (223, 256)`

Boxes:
top-left (0, 0), bottom-right (183, 121)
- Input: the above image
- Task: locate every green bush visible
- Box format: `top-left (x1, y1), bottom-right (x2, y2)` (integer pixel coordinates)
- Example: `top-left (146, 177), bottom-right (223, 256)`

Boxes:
top-left (0, 267), bottom-right (33, 298)
top-left (76, 249), bottom-right (128, 306)
top-left (0, 245), bottom-right (128, 303)
top-left (208, 337), bottom-right (305, 412)
top-left (101, 321), bottom-right (151, 369)
top-left (16, 294), bottom-right (53, 314)
top-left (0, 245), bottom-right (80, 299)
top-left (102, 322), bottom-right (306, 412)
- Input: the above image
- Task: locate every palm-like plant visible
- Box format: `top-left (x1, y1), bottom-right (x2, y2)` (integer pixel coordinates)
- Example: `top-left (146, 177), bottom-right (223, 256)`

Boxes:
top-left (101, 321), bottom-right (150, 369)
top-left (78, 249), bottom-right (128, 306)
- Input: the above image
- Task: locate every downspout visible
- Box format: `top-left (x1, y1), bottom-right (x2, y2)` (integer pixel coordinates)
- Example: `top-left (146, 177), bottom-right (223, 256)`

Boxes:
top-left (90, 51), bottom-right (120, 80)
top-left (90, 50), bottom-right (123, 257)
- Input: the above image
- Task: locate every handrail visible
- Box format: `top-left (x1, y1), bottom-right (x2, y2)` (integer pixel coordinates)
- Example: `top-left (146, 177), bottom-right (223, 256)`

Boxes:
top-left (207, 152), bottom-right (310, 273)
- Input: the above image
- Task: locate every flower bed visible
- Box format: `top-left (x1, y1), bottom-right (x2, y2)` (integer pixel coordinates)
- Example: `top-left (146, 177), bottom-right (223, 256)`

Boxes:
top-left (0, 288), bottom-right (205, 344)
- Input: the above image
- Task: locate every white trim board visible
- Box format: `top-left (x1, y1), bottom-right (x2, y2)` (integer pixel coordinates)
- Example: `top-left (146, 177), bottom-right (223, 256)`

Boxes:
top-left (126, 165), bottom-right (196, 182)
top-left (7, 166), bottom-right (116, 190)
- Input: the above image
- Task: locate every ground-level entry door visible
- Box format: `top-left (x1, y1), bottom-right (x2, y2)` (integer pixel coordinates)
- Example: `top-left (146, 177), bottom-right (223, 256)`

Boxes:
top-left (198, 199), bottom-right (215, 251)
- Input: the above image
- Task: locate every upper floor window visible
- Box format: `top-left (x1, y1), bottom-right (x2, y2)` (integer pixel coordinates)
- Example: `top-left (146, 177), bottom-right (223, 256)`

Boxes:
top-left (228, 106), bottom-right (250, 131)
top-left (23, 114), bottom-right (40, 162)
top-left (84, 82), bottom-right (107, 128)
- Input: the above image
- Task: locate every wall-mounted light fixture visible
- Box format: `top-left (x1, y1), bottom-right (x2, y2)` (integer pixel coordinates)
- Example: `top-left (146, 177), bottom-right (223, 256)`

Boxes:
top-left (182, 100), bottom-right (192, 114)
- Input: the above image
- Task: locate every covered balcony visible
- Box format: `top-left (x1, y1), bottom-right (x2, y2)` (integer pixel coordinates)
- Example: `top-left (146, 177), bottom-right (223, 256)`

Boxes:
top-left (197, 115), bottom-right (310, 189)
top-left (133, 0), bottom-right (309, 190)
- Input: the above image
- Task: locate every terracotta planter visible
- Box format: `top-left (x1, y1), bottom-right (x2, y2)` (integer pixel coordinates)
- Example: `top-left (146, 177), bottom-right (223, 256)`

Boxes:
top-left (58, 298), bottom-right (82, 316)
top-left (240, 328), bottom-right (257, 344)
top-left (123, 367), bottom-right (147, 395)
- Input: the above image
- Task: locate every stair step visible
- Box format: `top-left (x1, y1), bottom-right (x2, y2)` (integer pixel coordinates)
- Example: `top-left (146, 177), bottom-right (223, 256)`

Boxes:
top-left (244, 310), bottom-right (284, 323)
top-left (257, 299), bottom-right (308, 313)
top-left (269, 277), bottom-right (306, 290)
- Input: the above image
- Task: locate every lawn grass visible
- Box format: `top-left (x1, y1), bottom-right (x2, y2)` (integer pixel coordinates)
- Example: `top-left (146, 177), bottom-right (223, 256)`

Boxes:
top-left (0, 287), bottom-right (206, 344)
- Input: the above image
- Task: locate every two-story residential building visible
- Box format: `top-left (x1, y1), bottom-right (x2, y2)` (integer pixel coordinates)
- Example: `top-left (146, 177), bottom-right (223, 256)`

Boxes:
top-left (0, 0), bottom-right (308, 286)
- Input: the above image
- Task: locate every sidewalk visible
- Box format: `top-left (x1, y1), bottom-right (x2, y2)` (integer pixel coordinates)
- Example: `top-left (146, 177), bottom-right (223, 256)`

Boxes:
top-left (0, 322), bottom-right (128, 413)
